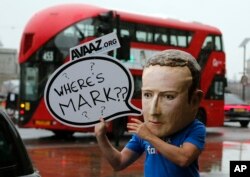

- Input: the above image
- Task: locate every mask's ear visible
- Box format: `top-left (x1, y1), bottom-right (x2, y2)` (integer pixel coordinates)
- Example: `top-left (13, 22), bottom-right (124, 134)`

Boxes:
top-left (191, 89), bottom-right (203, 109)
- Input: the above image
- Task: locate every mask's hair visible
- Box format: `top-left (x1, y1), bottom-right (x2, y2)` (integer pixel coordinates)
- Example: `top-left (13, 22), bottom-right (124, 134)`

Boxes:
top-left (144, 49), bottom-right (201, 103)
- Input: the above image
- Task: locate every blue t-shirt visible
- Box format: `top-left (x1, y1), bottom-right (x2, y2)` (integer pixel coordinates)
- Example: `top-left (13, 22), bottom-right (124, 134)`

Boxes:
top-left (125, 120), bottom-right (206, 177)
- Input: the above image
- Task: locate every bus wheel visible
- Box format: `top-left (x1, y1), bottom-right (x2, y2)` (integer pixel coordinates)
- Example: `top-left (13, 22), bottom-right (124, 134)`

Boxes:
top-left (240, 121), bottom-right (249, 128)
top-left (53, 130), bottom-right (74, 138)
top-left (196, 109), bottom-right (207, 125)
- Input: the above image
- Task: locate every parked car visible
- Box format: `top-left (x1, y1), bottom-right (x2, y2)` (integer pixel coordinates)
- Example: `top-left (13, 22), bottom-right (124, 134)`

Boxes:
top-left (0, 109), bottom-right (40, 177)
top-left (224, 93), bottom-right (250, 127)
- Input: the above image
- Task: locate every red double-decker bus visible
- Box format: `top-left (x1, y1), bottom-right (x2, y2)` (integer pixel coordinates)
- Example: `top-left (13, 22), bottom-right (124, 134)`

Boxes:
top-left (18, 3), bottom-right (226, 137)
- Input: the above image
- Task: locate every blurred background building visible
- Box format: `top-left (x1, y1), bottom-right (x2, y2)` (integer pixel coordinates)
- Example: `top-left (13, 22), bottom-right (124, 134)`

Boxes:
top-left (0, 42), bottom-right (19, 94)
top-left (227, 58), bottom-right (250, 103)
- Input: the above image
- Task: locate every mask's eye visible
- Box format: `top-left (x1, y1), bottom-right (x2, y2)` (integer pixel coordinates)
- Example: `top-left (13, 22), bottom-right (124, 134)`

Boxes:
top-left (163, 94), bottom-right (176, 100)
top-left (143, 92), bottom-right (153, 99)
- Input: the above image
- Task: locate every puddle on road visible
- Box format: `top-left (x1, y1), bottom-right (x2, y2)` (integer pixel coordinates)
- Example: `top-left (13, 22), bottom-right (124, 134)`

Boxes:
top-left (200, 141), bottom-right (250, 176)
top-left (26, 134), bottom-right (250, 177)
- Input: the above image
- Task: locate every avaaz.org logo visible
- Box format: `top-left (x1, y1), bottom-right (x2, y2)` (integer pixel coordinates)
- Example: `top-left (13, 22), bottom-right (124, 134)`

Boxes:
top-left (230, 161), bottom-right (250, 177)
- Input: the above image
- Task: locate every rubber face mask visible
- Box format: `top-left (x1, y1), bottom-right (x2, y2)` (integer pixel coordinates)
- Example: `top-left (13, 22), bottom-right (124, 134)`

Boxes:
top-left (142, 65), bottom-right (196, 137)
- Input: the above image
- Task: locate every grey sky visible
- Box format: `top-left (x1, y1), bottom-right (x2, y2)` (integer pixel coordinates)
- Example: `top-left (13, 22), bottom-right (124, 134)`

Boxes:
top-left (1, 0), bottom-right (249, 81)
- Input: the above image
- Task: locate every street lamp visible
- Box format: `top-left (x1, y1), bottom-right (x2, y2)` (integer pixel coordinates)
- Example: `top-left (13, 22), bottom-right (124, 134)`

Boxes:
top-left (239, 38), bottom-right (250, 100)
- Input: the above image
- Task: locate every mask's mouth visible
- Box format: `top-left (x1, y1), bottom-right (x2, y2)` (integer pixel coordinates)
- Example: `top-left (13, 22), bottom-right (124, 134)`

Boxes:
top-left (148, 120), bottom-right (163, 125)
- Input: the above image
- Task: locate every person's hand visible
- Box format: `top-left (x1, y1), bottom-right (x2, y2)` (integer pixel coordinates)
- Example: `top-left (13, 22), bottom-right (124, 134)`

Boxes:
top-left (127, 118), bottom-right (153, 140)
top-left (94, 117), bottom-right (108, 138)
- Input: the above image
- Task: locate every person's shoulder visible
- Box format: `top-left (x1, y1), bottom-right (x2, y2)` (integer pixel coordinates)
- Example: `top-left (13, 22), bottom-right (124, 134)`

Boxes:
top-left (191, 119), bottom-right (206, 134)
top-left (191, 119), bottom-right (206, 128)
top-left (185, 119), bottom-right (206, 134)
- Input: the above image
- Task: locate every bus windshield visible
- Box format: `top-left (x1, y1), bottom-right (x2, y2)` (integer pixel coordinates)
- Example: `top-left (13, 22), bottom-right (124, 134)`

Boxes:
top-left (20, 62), bottom-right (56, 101)
top-left (20, 18), bottom-right (99, 101)
top-left (55, 18), bottom-right (98, 58)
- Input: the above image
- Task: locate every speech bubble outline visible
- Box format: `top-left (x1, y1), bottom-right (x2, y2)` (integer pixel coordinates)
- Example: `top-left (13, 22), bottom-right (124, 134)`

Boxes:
top-left (44, 55), bottom-right (142, 127)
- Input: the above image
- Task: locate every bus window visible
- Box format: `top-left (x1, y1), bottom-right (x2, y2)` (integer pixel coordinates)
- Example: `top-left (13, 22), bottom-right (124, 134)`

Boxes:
top-left (136, 30), bottom-right (146, 42)
top-left (121, 29), bottom-right (130, 37)
top-left (120, 21), bottom-right (193, 48)
top-left (120, 21), bottom-right (135, 39)
top-left (20, 62), bottom-right (57, 101)
top-left (215, 35), bottom-right (223, 51)
top-left (75, 19), bottom-right (96, 38)
top-left (188, 35), bottom-right (192, 44)
top-left (199, 35), bottom-right (216, 69)
top-left (133, 75), bottom-right (142, 99)
top-left (170, 29), bottom-right (193, 47)
top-left (54, 33), bottom-right (79, 58)
top-left (22, 66), bottom-right (38, 101)
top-left (205, 75), bottom-right (225, 100)
top-left (199, 35), bottom-right (224, 68)
top-left (214, 81), bottom-right (224, 96)
top-left (177, 35), bottom-right (187, 47)
top-left (154, 27), bottom-right (168, 44)
top-left (54, 18), bottom-right (97, 58)
top-left (154, 33), bottom-right (167, 44)
top-left (170, 33), bottom-right (177, 46)
top-left (202, 36), bottom-right (213, 50)
top-left (136, 24), bottom-right (153, 43)
top-left (202, 35), bottom-right (223, 51)
top-left (147, 32), bottom-right (153, 43)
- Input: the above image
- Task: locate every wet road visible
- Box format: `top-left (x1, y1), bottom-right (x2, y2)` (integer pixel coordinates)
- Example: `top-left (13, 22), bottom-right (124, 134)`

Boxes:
top-left (19, 122), bottom-right (250, 177)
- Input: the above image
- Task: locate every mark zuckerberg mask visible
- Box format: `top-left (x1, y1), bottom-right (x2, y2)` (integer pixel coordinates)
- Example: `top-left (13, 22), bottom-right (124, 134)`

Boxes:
top-left (142, 49), bottom-right (203, 137)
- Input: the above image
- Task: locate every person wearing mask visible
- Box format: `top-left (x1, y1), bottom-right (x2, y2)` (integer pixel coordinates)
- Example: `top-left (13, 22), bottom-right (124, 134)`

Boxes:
top-left (95, 49), bottom-right (206, 177)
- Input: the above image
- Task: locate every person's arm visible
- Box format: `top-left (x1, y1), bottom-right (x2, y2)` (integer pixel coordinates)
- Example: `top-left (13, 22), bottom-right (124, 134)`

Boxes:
top-left (127, 118), bottom-right (202, 167)
top-left (95, 118), bottom-right (140, 171)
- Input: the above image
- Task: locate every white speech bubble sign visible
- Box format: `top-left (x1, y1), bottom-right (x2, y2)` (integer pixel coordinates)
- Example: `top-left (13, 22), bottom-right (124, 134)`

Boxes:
top-left (44, 55), bottom-right (142, 127)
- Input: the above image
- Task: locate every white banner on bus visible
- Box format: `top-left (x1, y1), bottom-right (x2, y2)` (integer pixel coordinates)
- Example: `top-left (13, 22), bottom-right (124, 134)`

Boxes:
top-left (69, 32), bottom-right (120, 60)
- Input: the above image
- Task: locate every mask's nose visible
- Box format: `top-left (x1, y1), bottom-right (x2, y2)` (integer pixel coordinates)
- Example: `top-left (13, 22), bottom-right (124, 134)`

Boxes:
top-left (149, 95), bottom-right (161, 115)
